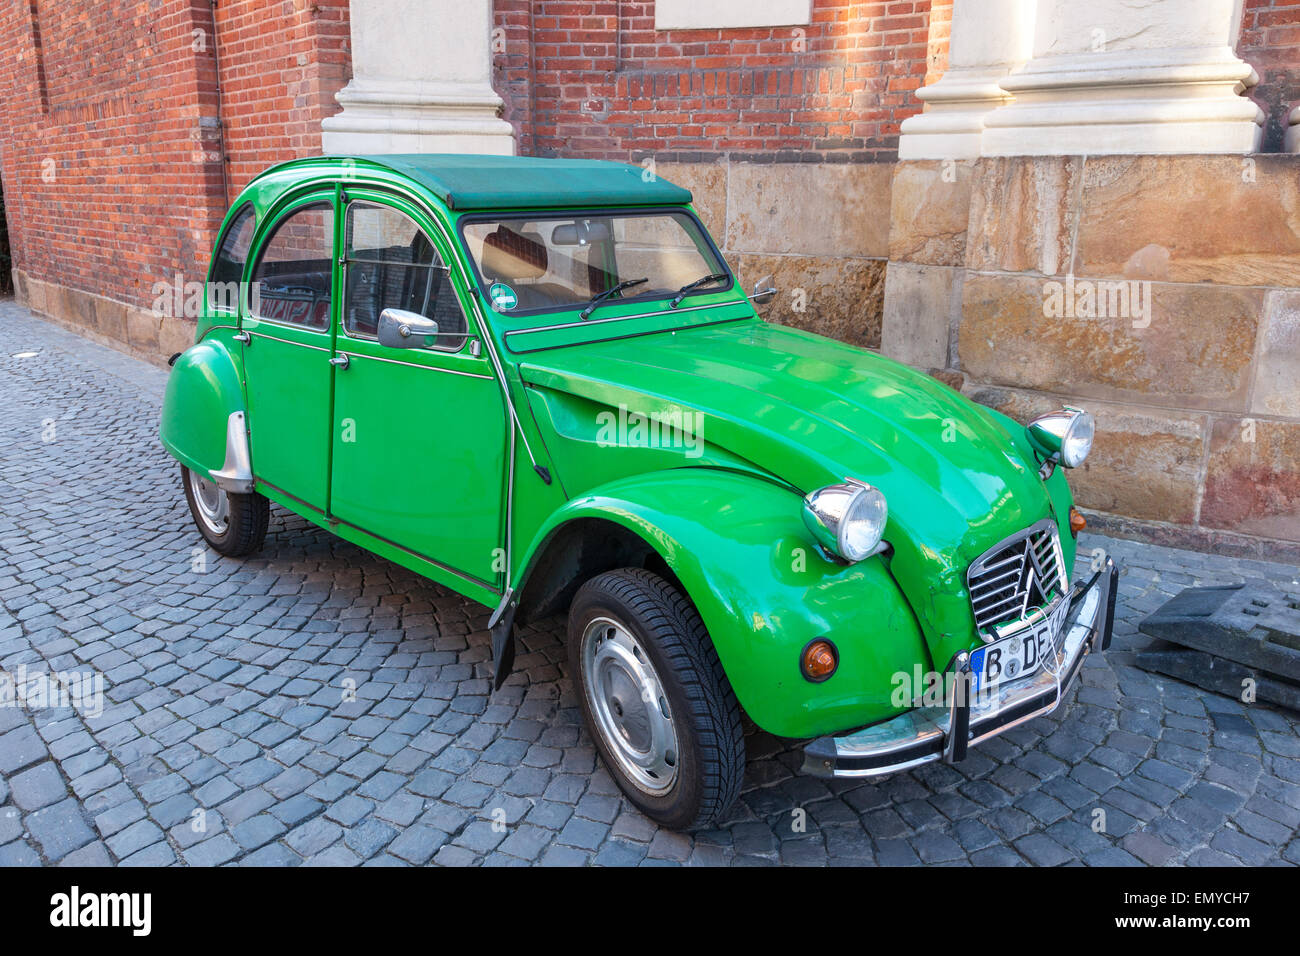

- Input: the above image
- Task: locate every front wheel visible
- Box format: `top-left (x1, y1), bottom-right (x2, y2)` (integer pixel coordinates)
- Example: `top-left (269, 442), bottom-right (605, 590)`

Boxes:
top-left (568, 568), bottom-right (745, 830)
top-left (180, 465), bottom-right (269, 556)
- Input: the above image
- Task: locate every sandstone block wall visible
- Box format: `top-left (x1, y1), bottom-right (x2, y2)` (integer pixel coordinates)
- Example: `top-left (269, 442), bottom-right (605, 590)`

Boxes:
top-left (883, 154), bottom-right (1300, 559)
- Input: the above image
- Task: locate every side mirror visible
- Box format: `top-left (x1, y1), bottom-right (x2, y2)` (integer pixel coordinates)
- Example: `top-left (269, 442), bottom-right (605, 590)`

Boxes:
top-left (378, 308), bottom-right (439, 349)
top-left (749, 274), bottom-right (778, 308)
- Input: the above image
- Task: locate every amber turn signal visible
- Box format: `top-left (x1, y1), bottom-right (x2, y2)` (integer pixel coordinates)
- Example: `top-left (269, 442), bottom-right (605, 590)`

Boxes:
top-left (801, 639), bottom-right (839, 683)
top-left (1069, 506), bottom-right (1086, 537)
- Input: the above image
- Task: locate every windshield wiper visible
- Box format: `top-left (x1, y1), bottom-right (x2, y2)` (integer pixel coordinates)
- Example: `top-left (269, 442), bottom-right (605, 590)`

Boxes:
top-left (579, 277), bottom-right (648, 320)
top-left (669, 273), bottom-right (729, 308)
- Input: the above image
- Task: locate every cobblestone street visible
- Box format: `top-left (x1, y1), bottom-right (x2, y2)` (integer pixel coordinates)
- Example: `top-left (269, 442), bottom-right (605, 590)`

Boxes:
top-left (1, 301), bottom-right (1298, 867)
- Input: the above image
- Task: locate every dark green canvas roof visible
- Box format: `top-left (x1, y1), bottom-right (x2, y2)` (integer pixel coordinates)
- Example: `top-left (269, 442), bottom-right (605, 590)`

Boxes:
top-left (345, 154), bottom-right (693, 211)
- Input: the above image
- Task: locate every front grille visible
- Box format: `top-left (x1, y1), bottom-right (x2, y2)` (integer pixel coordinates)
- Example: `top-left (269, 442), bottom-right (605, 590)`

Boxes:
top-left (966, 519), bottom-right (1067, 636)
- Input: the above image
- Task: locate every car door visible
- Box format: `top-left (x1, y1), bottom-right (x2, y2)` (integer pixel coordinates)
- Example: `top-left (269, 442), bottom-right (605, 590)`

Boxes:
top-left (329, 191), bottom-right (508, 587)
top-left (240, 193), bottom-right (339, 513)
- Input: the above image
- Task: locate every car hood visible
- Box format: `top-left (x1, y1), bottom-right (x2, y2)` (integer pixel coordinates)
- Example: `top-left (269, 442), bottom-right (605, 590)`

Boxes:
top-left (518, 318), bottom-right (1059, 663)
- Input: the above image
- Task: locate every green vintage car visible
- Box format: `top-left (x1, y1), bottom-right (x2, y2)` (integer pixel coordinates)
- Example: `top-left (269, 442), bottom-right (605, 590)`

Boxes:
top-left (160, 154), bottom-right (1118, 829)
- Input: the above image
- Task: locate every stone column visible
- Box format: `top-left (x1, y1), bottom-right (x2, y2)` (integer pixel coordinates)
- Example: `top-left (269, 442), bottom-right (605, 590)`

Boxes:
top-left (321, 0), bottom-right (515, 155)
top-left (1287, 105), bottom-right (1300, 153)
top-left (898, 0), bottom-right (1035, 160)
top-left (982, 0), bottom-right (1262, 155)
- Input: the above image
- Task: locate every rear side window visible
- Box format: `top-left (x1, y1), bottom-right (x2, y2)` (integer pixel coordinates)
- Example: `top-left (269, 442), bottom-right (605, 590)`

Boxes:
top-left (251, 203), bottom-right (334, 330)
top-left (343, 201), bottom-right (468, 349)
top-left (208, 204), bottom-right (255, 311)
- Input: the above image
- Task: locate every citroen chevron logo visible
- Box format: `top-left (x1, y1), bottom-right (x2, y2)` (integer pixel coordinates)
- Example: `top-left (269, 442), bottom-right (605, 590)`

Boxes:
top-left (1019, 563), bottom-right (1036, 617)
top-left (1020, 541), bottom-right (1051, 612)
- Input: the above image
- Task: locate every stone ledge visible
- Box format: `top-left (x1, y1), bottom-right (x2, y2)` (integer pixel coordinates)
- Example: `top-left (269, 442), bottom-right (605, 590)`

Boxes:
top-left (964, 381), bottom-right (1300, 544)
top-left (881, 262), bottom-right (962, 369)
top-left (13, 269), bottom-right (191, 368)
top-left (888, 160), bottom-right (974, 268)
top-left (737, 254), bottom-right (885, 349)
top-left (957, 272), bottom-right (1263, 414)
top-left (725, 161), bottom-right (893, 259)
top-left (964, 384), bottom-right (1208, 526)
top-left (1080, 511), bottom-right (1300, 566)
top-left (1073, 154), bottom-right (1300, 287)
top-left (1202, 417), bottom-right (1300, 542)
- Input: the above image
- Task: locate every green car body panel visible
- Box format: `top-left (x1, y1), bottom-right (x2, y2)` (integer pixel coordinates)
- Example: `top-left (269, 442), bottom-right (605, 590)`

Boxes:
top-left (161, 339), bottom-right (246, 479)
top-left (516, 468), bottom-right (932, 736)
top-left (160, 154), bottom-right (1083, 742)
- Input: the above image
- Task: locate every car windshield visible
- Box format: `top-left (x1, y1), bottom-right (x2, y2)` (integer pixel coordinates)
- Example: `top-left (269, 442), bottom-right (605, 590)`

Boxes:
top-left (462, 211), bottom-right (730, 318)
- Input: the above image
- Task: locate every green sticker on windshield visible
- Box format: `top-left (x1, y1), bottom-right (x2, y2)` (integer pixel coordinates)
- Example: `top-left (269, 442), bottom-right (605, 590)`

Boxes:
top-left (489, 283), bottom-right (518, 312)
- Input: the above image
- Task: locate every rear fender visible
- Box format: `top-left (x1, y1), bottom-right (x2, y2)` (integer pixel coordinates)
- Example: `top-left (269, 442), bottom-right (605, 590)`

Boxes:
top-left (159, 337), bottom-right (253, 492)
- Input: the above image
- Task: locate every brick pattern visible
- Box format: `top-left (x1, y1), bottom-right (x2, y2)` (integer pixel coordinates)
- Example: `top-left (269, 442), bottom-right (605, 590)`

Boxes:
top-left (493, 0), bottom-right (936, 162)
top-left (213, 0), bottom-right (350, 193)
top-left (1239, 0), bottom-right (1300, 151)
top-left (922, 0), bottom-right (950, 87)
top-left (2, 302), bottom-right (1299, 868)
top-left (0, 1), bottom-right (225, 310)
top-left (0, 0), bottom-right (349, 313)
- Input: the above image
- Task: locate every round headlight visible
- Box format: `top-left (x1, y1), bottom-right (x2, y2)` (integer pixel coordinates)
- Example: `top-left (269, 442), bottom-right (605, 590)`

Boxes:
top-left (801, 480), bottom-right (888, 563)
top-left (1060, 411), bottom-right (1094, 467)
top-left (1026, 408), bottom-right (1094, 469)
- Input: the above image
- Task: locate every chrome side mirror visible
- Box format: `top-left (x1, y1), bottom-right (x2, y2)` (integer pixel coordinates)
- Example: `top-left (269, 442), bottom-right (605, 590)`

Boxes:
top-left (749, 274), bottom-right (778, 308)
top-left (378, 308), bottom-right (439, 349)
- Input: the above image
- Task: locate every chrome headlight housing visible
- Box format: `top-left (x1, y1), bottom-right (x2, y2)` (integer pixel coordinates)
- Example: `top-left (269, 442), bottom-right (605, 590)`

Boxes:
top-left (1026, 407), bottom-right (1095, 468)
top-left (801, 479), bottom-right (888, 563)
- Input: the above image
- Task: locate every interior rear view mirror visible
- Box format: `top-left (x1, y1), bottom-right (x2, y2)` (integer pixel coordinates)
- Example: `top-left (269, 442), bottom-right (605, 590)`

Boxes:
top-left (551, 220), bottom-right (612, 246)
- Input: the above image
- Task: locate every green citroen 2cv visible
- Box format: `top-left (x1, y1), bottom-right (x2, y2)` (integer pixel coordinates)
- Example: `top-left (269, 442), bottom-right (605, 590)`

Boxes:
top-left (160, 154), bottom-right (1118, 829)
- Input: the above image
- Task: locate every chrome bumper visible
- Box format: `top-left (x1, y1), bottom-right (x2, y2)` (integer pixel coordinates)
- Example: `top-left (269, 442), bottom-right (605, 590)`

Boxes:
top-left (803, 558), bottom-right (1118, 779)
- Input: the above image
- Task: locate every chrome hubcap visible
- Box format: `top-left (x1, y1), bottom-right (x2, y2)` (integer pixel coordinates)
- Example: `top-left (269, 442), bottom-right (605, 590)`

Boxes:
top-left (581, 616), bottom-right (678, 794)
top-left (188, 468), bottom-right (230, 535)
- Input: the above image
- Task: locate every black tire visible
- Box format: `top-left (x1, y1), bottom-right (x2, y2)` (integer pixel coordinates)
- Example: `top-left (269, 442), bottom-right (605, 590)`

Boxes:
top-left (180, 464), bottom-right (269, 557)
top-left (568, 568), bottom-right (745, 830)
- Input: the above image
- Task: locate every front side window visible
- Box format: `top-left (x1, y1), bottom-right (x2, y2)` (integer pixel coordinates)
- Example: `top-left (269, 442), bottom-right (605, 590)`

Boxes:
top-left (251, 203), bottom-right (334, 330)
top-left (208, 204), bottom-right (255, 311)
top-left (344, 202), bottom-right (468, 350)
top-left (461, 211), bottom-right (729, 319)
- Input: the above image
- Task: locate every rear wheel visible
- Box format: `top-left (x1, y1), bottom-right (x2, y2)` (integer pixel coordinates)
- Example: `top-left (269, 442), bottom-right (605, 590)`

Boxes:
top-left (568, 568), bottom-right (745, 830)
top-left (181, 465), bottom-right (269, 556)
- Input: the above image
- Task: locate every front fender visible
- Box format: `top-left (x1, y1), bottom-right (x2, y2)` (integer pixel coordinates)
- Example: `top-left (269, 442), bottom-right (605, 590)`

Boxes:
top-left (159, 337), bottom-right (250, 488)
top-left (518, 468), bottom-right (931, 739)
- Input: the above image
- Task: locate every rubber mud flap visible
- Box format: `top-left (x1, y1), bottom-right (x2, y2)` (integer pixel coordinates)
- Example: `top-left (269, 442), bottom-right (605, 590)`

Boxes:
top-left (491, 602), bottom-right (517, 691)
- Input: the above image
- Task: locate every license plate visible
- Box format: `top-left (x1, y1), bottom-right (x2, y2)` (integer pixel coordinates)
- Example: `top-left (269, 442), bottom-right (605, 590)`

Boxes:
top-left (971, 598), bottom-right (1069, 693)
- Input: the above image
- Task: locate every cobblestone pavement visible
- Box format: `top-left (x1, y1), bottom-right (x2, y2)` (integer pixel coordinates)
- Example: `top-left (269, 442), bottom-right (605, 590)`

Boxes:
top-left (1, 301), bottom-right (1298, 868)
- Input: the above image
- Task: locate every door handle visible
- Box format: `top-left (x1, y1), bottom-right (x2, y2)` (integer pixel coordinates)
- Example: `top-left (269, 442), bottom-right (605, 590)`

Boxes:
top-left (329, 354), bottom-right (350, 370)
top-left (234, 331), bottom-right (251, 344)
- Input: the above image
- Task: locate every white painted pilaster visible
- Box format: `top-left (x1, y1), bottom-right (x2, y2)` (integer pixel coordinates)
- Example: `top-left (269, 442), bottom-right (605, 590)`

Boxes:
top-left (898, 0), bottom-right (1036, 160)
top-left (322, 0), bottom-right (515, 155)
top-left (982, 0), bottom-right (1263, 155)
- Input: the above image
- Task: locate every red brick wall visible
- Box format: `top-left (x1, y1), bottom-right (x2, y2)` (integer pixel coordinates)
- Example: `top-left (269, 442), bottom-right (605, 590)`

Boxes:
top-left (0, 1), bottom-right (222, 308)
top-left (8, 0), bottom-right (1298, 320)
top-left (1239, 0), bottom-right (1300, 151)
top-left (494, 0), bottom-right (936, 163)
top-left (214, 0), bottom-right (351, 194)
top-left (0, 0), bottom-right (349, 310)
top-left (923, 0), bottom-right (951, 87)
